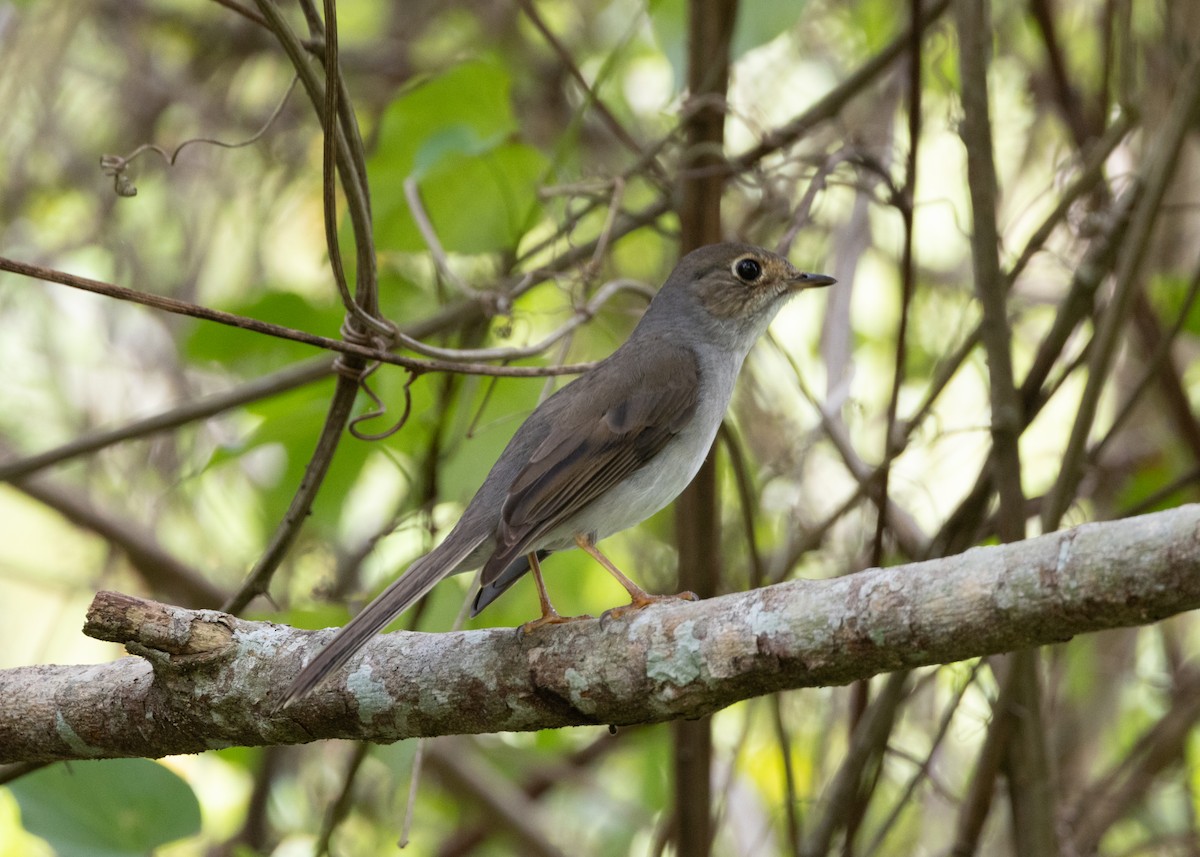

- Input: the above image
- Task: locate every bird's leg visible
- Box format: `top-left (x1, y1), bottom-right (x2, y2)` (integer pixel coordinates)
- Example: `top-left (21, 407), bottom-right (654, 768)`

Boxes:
top-left (530, 552), bottom-right (563, 621)
top-left (518, 551), bottom-right (593, 633)
top-left (574, 534), bottom-right (699, 622)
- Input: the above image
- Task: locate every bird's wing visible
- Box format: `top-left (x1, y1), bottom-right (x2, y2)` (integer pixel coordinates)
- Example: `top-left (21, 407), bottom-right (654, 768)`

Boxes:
top-left (479, 342), bottom-right (699, 587)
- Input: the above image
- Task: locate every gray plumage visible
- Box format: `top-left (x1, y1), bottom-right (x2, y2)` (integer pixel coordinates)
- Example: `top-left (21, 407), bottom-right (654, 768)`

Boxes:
top-left (277, 242), bottom-right (834, 708)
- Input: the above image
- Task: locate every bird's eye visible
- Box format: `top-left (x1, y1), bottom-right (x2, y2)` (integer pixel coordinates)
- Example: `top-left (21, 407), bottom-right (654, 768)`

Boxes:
top-left (734, 258), bottom-right (762, 282)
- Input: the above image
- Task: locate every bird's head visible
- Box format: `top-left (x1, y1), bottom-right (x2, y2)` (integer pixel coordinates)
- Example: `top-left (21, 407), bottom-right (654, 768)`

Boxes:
top-left (651, 242), bottom-right (835, 348)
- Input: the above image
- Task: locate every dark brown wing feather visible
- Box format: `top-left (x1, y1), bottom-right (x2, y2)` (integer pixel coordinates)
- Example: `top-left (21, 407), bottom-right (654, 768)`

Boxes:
top-left (478, 342), bottom-right (699, 588)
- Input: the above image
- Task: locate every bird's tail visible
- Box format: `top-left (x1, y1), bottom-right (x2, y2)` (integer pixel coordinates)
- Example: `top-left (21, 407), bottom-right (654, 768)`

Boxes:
top-left (471, 549), bottom-right (551, 616)
top-left (275, 532), bottom-right (486, 710)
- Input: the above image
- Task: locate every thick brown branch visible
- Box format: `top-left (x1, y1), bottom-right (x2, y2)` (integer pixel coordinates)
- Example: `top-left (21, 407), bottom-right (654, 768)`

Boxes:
top-left (0, 506), bottom-right (1196, 764)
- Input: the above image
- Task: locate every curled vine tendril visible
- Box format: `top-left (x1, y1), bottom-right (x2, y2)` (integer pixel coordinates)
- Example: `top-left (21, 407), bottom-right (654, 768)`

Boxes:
top-left (99, 77), bottom-right (299, 197)
top-left (333, 317), bottom-right (414, 441)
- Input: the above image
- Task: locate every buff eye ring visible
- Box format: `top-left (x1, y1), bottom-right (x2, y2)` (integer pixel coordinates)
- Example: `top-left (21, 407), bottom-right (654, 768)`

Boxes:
top-left (733, 257), bottom-right (762, 282)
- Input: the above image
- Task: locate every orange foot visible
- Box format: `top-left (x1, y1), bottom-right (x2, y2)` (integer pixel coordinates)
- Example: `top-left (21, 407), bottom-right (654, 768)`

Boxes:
top-left (518, 612), bottom-right (595, 635)
top-left (601, 590), bottom-right (699, 625)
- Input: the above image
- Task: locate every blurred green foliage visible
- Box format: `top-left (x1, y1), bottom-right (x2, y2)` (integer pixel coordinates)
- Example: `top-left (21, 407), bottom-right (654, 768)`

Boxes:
top-left (1, 0), bottom-right (1199, 855)
top-left (10, 760), bottom-right (200, 857)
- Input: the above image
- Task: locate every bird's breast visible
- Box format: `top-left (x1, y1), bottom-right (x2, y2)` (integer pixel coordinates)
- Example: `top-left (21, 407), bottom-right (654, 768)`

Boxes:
top-left (546, 344), bottom-right (742, 546)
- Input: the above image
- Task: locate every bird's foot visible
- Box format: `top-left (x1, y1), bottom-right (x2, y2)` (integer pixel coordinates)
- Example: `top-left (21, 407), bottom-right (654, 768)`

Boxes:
top-left (518, 612), bottom-right (594, 635)
top-left (600, 590), bottom-right (699, 626)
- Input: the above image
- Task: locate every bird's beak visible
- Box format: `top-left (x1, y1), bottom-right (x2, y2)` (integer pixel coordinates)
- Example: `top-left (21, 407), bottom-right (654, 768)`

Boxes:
top-left (791, 272), bottom-right (837, 290)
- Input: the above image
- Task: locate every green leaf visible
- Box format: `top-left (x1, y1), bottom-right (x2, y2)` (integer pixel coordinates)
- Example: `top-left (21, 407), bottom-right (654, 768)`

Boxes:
top-left (730, 0), bottom-right (808, 60)
top-left (406, 142), bottom-right (547, 254)
top-left (1150, 273), bottom-right (1200, 337)
top-left (369, 59), bottom-right (547, 253)
top-left (433, 370), bottom-right (546, 507)
top-left (233, 379), bottom-right (373, 531)
top-left (374, 59), bottom-right (517, 170)
top-left (646, 0), bottom-right (687, 91)
top-left (184, 291), bottom-right (341, 372)
top-left (10, 759), bottom-right (201, 857)
top-left (411, 125), bottom-right (505, 178)
top-left (648, 0), bottom-right (808, 90)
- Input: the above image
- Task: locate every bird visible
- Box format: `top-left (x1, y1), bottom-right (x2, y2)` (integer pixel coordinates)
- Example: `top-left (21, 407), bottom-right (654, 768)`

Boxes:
top-left (278, 242), bottom-right (834, 708)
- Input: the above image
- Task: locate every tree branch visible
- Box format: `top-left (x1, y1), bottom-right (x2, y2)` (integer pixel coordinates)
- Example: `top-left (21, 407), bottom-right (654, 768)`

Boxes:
top-left (1, 505), bottom-right (1197, 765)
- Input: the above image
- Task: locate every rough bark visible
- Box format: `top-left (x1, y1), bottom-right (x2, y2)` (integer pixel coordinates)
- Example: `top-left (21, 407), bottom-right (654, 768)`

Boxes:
top-left (1, 505), bottom-right (1197, 764)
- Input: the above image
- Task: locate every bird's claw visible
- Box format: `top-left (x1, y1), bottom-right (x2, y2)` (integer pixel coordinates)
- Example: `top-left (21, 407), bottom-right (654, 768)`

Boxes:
top-left (517, 612), bottom-right (594, 636)
top-left (600, 591), bottom-right (700, 628)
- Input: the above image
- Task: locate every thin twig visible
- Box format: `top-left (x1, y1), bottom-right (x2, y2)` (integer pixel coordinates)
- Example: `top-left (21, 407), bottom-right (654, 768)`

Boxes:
top-left (0, 256), bottom-right (593, 379)
top-left (403, 176), bottom-right (477, 297)
top-left (314, 742), bottom-right (370, 856)
top-left (517, 0), bottom-right (663, 180)
top-left (1042, 46), bottom-right (1200, 530)
top-left (0, 359), bottom-right (330, 483)
top-left (7, 464), bottom-right (226, 607)
top-left (99, 77), bottom-right (300, 198)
